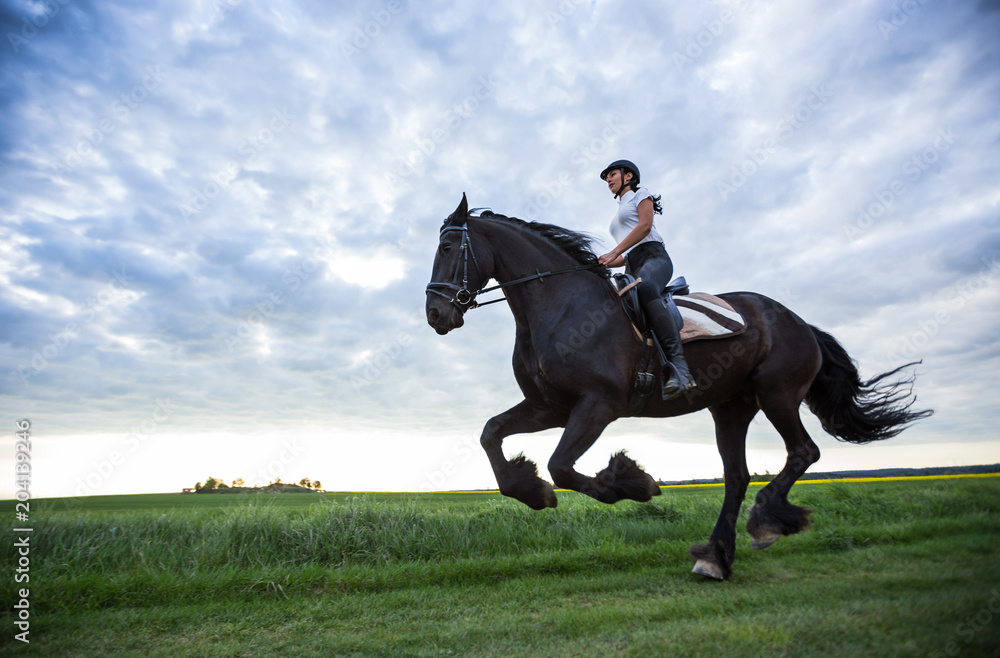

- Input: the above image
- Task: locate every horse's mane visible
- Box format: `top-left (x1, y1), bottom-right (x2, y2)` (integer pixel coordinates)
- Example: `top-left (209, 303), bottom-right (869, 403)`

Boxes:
top-left (477, 211), bottom-right (608, 274)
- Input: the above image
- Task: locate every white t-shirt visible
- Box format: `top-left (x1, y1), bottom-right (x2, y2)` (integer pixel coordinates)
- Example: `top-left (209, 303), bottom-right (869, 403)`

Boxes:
top-left (609, 187), bottom-right (663, 253)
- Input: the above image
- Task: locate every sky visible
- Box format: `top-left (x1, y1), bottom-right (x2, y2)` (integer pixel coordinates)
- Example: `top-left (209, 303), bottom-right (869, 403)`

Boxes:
top-left (1, 0), bottom-right (998, 499)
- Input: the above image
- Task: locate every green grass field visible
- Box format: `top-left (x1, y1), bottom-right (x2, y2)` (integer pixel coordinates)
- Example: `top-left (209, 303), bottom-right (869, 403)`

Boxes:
top-left (3, 477), bottom-right (999, 656)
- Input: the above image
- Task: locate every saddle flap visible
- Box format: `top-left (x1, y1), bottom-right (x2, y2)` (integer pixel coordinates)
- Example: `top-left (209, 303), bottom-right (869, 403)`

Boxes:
top-left (613, 273), bottom-right (645, 333)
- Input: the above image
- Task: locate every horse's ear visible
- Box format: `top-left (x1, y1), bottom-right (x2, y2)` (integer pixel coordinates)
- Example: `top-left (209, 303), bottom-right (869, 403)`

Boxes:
top-left (445, 193), bottom-right (469, 227)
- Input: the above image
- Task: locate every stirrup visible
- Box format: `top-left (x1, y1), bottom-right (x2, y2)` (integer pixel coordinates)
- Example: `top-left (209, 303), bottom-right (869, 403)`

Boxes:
top-left (661, 364), bottom-right (696, 401)
top-left (662, 381), bottom-right (688, 401)
top-left (660, 372), bottom-right (685, 401)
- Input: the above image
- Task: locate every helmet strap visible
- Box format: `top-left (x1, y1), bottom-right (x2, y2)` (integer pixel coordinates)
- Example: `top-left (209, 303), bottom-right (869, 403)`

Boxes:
top-left (615, 168), bottom-right (632, 198)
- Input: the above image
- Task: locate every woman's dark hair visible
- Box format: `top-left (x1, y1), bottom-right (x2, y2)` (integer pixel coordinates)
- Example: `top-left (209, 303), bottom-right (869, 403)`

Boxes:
top-left (628, 179), bottom-right (663, 215)
top-left (645, 190), bottom-right (663, 215)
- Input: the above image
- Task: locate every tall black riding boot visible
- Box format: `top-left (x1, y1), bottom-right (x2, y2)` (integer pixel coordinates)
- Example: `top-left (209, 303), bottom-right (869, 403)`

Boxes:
top-left (644, 298), bottom-right (696, 400)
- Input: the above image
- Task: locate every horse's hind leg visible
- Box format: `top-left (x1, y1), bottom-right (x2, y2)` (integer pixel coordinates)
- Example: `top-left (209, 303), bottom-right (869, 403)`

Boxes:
top-left (746, 389), bottom-right (821, 550)
top-left (690, 397), bottom-right (759, 580)
top-left (481, 399), bottom-right (563, 510)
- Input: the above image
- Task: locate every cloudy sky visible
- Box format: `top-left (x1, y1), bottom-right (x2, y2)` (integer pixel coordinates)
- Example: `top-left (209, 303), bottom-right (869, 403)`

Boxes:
top-left (2, 0), bottom-right (998, 499)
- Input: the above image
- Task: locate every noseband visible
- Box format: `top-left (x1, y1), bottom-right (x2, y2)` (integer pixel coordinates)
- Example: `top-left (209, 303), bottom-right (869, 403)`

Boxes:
top-left (426, 222), bottom-right (608, 315)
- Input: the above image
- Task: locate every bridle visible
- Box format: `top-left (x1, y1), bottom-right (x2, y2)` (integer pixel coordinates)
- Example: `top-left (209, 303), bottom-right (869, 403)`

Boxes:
top-left (426, 223), bottom-right (483, 311)
top-left (425, 221), bottom-right (607, 314)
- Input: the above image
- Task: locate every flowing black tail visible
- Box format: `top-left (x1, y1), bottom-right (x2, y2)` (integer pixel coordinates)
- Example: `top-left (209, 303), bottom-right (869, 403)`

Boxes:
top-left (805, 326), bottom-right (933, 444)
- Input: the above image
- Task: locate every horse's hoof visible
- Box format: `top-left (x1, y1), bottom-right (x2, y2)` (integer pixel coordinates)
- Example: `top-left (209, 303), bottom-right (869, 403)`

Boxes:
top-left (692, 559), bottom-right (725, 580)
top-left (521, 485), bottom-right (557, 510)
top-left (506, 454), bottom-right (558, 510)
top-left (527, 477), bottom-right (558, 510)
top-left (596, 452), bottom-right (661, 503)
top-left (541, 485), bottom-right (558, 509)
top-left (751, 532), bottom-right (781, 550)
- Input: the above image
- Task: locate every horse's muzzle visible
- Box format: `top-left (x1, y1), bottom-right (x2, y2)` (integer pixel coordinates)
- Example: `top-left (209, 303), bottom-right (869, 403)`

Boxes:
top-left (426, 296), bottom-right (464, 335)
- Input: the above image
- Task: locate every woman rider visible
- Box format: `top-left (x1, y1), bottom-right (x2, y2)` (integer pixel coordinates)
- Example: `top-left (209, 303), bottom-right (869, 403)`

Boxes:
top-left (597, 159), bottom-right (695, 400)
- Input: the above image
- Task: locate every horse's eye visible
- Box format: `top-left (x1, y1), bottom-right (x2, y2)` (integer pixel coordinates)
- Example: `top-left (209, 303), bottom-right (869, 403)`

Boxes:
top-left (440, 243), bottom-right (452, 254)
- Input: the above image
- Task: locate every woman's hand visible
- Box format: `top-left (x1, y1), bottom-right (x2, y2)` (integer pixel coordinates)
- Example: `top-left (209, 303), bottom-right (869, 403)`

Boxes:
top-left (599, 252), bottom-right (625, 268)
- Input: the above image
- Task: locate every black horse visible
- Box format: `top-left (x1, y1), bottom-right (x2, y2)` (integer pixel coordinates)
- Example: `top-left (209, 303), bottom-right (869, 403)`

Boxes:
top-left (425, 194), bottom-right (932, 579)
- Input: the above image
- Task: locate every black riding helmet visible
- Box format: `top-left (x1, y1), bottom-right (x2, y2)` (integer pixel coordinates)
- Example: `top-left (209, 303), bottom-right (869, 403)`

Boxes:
top-left (600, 159), bottom-right (640, 185)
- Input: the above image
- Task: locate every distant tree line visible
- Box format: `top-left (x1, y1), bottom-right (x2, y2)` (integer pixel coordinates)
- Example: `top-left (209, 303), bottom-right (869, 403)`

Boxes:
top-left (192, 476), bottom-right (323, 494)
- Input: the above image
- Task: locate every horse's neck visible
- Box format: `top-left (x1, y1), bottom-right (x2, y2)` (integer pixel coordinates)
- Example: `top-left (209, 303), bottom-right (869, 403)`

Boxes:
top-left (481, 221), bottom-right (574, 285)
top-left (480, 221), bottom-right (602, 316)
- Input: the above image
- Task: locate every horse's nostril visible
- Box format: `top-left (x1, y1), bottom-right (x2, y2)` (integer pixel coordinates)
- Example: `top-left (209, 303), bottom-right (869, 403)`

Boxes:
top-left (428, 307), bottom-right (439, 324)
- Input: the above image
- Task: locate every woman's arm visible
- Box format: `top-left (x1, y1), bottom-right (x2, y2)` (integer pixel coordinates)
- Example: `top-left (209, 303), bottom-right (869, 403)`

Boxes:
top-left (599, 198), bottom-right (655, 267)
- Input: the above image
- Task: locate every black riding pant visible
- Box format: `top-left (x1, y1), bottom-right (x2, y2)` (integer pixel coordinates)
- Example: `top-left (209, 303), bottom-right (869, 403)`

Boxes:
top-left (625, 241), bottom-right (673, 307)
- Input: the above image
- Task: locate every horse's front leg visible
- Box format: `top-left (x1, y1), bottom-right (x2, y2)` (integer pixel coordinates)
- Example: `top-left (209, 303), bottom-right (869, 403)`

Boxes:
top-left (547, 398), bottom-right (661, 504)
top-left (481, 400), bottom-right (563, 510)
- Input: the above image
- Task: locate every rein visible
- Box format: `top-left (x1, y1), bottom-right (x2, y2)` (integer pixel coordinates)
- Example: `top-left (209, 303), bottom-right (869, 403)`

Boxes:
top-left (425, 223), bottom-right (606, 312)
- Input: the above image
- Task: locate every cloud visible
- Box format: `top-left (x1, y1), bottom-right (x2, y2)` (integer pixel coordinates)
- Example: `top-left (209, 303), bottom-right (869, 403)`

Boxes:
top-left (1, 0), bottom-right (998, 496)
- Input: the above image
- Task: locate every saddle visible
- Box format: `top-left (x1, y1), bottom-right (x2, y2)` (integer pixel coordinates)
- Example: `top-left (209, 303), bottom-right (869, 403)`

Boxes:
top-left (613, 274), bottom-right (747, 342)
top-left (612, 274), bottom-right (747, 414)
